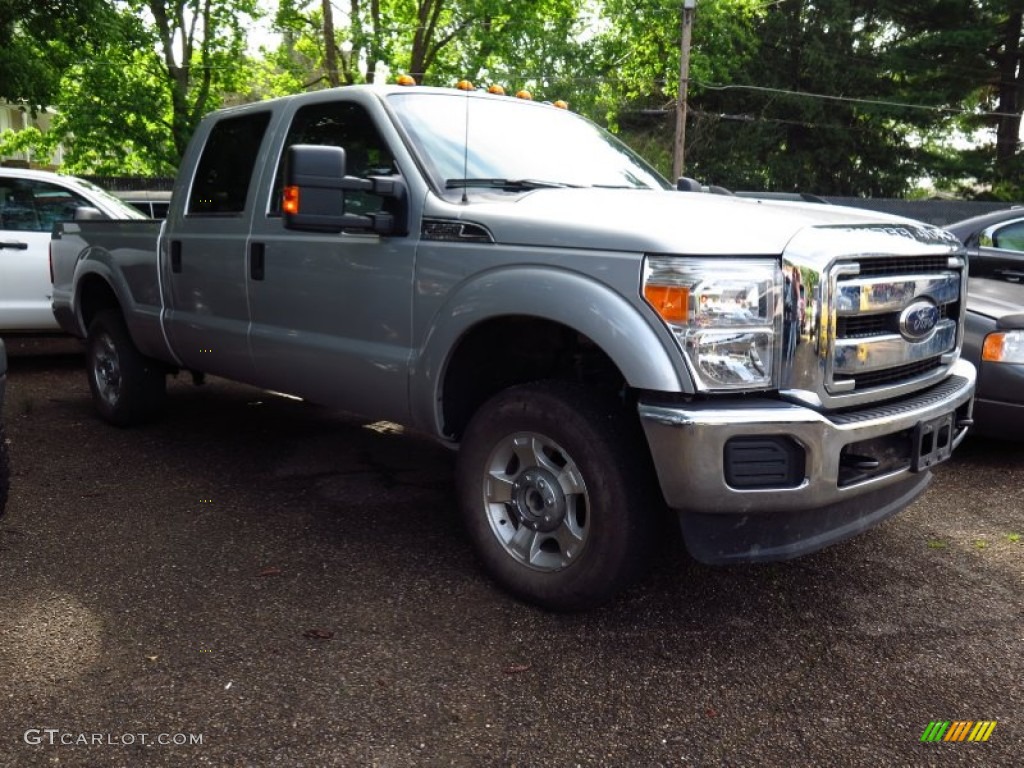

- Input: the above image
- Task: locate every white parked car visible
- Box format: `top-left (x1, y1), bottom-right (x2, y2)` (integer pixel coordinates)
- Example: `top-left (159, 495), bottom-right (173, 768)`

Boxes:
top-left (0, 168), bottom-right (145, 332)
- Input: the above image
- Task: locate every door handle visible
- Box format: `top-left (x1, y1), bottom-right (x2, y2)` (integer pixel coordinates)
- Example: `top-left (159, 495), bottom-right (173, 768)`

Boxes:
top-left (250, 242), bottom-right (265, 281)
top-left (170, 240), bottom-right (182, 273)
top-left (0, 241), bottom-right (28, 250)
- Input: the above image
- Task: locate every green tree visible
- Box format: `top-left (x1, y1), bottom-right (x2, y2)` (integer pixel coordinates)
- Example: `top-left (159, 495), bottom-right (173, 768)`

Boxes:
top-left (877, 0), bottom-right (1024, 198)
top-left (597, 0), bottom-right (1024, 198)
top-left (266, 0), bottom-right (591, 102)
top-left (704, 0), bottom-right (926, 195)
top-left (0, 0), bottom-right (263, 174)
top-left (591, 0), bottom-right (763, 179)
top-left (132, 0), bottom-right (263, 159)
top-left (0, 0), bottom-right (117, 109)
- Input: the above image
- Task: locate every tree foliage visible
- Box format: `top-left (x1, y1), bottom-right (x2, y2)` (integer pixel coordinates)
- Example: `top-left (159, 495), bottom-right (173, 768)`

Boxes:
top-left (1, 0), bottom-right (1022, 197)
top-left (0, 0), bottom-right (260, 174)
top-left (874, 0), bottom-right (1024, 197)
top-left (602, 0), bottom-right (1024, 198)
top-left (0, 0), bottom-right (118, 109)
top-left (265, 0), bottom-right (592, 103)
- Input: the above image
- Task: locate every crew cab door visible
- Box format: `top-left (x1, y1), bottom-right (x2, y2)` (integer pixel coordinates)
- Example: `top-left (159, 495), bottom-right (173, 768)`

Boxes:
top-left (245, 96), bottom-right (414, 422)
top-left (161, 110), bottom-right (272, 379)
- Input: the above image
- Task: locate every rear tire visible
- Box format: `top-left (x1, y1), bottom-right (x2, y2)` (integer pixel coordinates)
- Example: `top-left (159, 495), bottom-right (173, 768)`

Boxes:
top-left (86, 309), bottom-right (166, 426)
top-left (456, 381), bottom-right (657, 611)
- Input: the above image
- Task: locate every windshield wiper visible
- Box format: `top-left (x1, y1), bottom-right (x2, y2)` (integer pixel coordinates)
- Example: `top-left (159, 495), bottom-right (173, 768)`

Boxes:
top-left (445, 178), bottom-right (579, 191)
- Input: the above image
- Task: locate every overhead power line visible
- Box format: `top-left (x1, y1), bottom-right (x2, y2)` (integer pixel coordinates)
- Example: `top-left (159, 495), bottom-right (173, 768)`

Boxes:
top-left (697, 80), bottom-right (1022, 120)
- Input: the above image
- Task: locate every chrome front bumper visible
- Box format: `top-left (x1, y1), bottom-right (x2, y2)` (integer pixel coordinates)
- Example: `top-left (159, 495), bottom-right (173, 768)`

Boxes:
top-left (638, 359), bottom-right (976, 563)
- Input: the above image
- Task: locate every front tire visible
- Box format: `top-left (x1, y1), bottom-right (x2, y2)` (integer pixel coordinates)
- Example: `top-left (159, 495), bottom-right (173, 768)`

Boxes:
top-left (456, 381), bottom-right (657, 611)
top-left (86, 309), bottom-right (166, 427)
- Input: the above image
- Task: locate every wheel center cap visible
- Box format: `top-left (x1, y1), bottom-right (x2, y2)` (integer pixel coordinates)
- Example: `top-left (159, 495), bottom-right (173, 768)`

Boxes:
top-left (511, 468), bottom-right (566, 532)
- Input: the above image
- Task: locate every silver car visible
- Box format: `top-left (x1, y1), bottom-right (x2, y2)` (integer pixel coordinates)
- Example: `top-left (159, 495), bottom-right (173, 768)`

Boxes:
top-left (0, 168), bottom-right (144, 332)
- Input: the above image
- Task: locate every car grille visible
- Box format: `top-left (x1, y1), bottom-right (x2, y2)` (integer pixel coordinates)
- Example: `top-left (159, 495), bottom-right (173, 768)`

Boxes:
top-left (828, 263), bottom-right (962, 395)
top-left (781, 223), bottom-right (967, 409)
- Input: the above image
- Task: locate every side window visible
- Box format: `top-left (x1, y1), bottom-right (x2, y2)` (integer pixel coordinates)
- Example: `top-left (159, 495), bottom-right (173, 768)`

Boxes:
top-left (0, 178), bottom-right (94, 231)
top-left (271, 101), bottom-right (396, 215)
top-left (188, 112), bottom-right (271, 215)
top-left (991, 220), bottom-right (1024, 252)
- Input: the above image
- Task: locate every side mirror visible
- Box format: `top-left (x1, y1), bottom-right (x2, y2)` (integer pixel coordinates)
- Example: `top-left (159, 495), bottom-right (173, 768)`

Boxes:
top-left (282, 144), bottom-right (407, 235)
top-left (73, 206), bottom-right (107, 221)
top-left (676, 176), bottom-right (703, 192)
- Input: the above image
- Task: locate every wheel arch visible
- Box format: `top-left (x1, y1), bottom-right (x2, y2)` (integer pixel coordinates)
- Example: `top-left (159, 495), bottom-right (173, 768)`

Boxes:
top-left (77, 271), bottom-right (123, 335)
top-left (412, 266), bottom-right (690, 440)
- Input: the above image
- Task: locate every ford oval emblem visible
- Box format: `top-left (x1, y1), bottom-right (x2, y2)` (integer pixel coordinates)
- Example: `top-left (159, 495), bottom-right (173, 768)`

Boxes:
top-left (899, 300), bottom-right (940, 341)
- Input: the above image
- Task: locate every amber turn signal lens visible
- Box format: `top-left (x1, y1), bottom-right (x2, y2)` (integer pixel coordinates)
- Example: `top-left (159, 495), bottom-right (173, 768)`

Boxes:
top-left (643, 284), bottom-right (690, 324)
top-left (282, 186), bottom-right (299, 215)
top-left (982, 332), bottom-right (1005, 362)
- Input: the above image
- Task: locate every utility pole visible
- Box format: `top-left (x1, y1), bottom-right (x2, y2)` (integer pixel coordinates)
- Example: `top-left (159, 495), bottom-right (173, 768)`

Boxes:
top-left (673, 0), bottom-right (697, 180)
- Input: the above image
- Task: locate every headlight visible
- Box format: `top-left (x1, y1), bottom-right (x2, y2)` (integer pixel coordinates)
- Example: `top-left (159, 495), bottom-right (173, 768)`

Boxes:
top-left (982, 330), bottom-right (1024, 363)
top-left (642, 256), bottom-right (782, 390)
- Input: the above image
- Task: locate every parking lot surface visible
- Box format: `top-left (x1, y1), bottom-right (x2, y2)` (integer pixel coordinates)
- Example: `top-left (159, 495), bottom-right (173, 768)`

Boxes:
top-left (1, 338), bottom-right (1021, 767)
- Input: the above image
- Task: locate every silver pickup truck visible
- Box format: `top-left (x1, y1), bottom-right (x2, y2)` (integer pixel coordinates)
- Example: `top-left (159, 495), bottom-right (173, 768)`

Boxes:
top-left (51, 84), bottom-right (976, 610)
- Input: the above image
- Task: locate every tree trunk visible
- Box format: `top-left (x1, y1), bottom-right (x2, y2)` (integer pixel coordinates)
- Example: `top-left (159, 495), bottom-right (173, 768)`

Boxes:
top-left (322, 0), bottom-right (340, 87)
top-left (993, 8), bottom-right (1023, 183)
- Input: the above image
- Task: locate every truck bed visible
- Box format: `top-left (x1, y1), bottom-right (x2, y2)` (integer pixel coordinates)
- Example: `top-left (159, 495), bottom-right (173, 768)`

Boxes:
top-left (51, 218), bottom-right (165, 339)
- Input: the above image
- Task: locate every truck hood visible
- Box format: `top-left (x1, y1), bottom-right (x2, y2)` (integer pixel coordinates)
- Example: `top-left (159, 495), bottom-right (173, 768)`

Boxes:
top-left (968, 276), bottom-right (1024, 328)
top-left (444, 188), bottom-right (916, 255)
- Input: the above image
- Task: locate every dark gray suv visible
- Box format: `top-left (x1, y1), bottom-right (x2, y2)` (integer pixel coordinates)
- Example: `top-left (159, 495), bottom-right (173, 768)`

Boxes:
top-left (946, 208), bottom-right (1024, 440)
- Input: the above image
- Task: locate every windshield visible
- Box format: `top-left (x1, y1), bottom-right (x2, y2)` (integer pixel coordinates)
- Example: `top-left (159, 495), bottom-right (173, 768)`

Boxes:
top-left (73, 177), bottom-right (149, 219)
top-left (387, 91), bottom-right (672, 193)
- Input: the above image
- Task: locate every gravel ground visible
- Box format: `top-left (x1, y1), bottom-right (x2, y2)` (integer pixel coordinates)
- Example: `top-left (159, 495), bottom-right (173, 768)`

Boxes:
top-left (0, 337), bottom-right (1021, 767)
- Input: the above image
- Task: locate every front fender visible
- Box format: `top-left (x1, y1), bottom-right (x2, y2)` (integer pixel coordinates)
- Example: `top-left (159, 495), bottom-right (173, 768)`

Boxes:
top-left (410, 265), bottom-right (691, 434)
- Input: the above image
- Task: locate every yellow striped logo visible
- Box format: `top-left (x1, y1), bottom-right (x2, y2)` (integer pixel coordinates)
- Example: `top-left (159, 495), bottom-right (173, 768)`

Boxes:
top-left (921, 721), bottom-right (997, 742)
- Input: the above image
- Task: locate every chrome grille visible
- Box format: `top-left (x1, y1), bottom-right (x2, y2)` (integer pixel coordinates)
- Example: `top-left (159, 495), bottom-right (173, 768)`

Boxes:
top-left (853, 255), bottom-right (950, 277)
top-left (838, 303), bottom-right (951, 338)
top-left (780, 223), bottom-right (967, 410)
top-left (829, 268), bottom-right (962, 394)
top-left (834, 357), bottom-right (943, 389)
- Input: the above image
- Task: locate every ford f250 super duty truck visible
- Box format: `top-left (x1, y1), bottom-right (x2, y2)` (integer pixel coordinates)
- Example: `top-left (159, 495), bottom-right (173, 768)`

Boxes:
top-left (50, 84), bottom-right (976, 610)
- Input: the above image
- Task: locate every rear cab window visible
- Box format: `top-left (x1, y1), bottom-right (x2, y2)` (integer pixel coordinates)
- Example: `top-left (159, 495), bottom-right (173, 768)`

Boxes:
top-left (188, 112), bottom-right (272, 216)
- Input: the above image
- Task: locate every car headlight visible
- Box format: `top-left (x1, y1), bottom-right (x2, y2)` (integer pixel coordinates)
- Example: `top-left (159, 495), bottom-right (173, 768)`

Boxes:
top-left (642, 256), bottom-right (782, 391)
top-left (982, 330), bottom-right (1024, 364)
